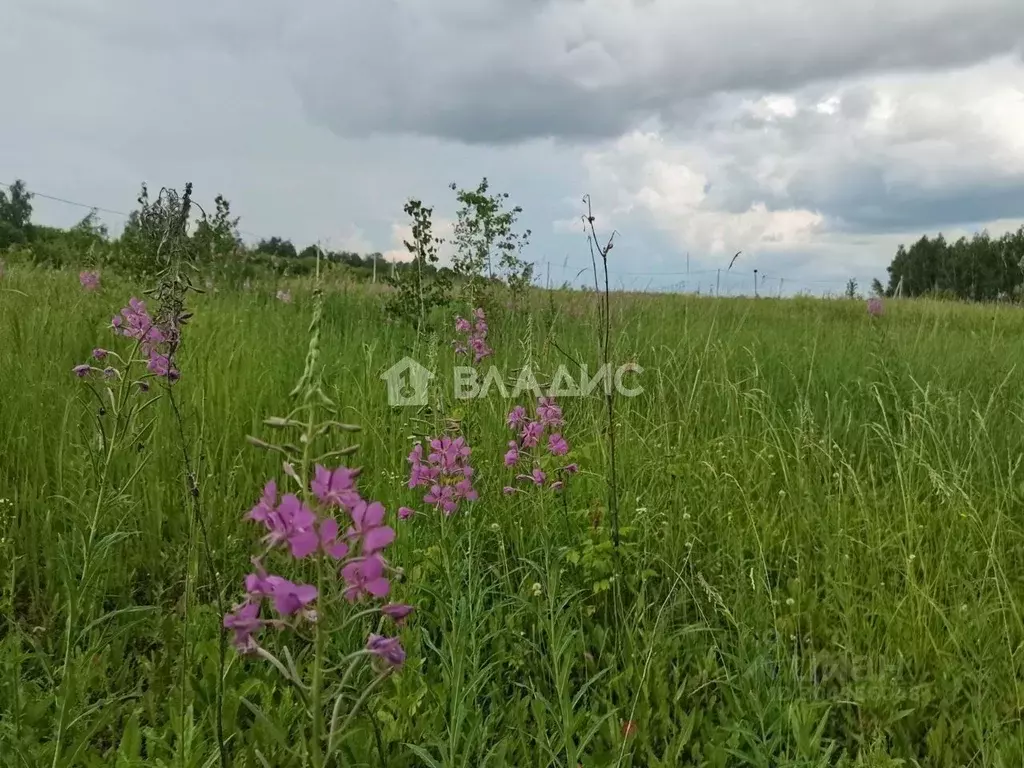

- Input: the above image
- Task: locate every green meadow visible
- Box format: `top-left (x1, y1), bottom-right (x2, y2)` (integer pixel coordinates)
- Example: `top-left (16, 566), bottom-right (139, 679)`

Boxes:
top-left (2, 265), bottom-right (1023, 766)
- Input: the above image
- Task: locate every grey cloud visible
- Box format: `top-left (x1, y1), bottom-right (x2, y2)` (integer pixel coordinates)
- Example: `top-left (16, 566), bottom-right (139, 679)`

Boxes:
top-left (282, 0), bottom-right (1024, 143)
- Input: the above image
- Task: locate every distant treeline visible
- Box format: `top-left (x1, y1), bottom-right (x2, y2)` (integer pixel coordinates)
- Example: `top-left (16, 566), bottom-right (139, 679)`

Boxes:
top-left (882, 225), bottom-right (1024, 301)
top-left (0, 179), bottom-right (430, 284)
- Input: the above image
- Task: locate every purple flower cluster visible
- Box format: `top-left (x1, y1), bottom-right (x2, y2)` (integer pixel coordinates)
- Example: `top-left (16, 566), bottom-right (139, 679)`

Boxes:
top-left (72, 297), bottom-right (183, 385)
top-left (224, 465), bottom-right (411, 665)
top-left (867, 297), bottom-right (884, 317)
top-left (453, 308), bottom-right (493, 363)
top-left (79, 270), bottom-right (100, 291)
top-left (504, 396), bottom-right (578, 493)
top-left (108, 297), bottom-right (182, 381)
top-left (401, 436), bottom-right (479, 519)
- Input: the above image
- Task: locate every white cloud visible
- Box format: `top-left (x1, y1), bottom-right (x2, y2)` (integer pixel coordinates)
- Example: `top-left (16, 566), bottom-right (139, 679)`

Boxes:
top-left (579, 130), bottom-right (824, 255)
top-left (381, 217), bottom-right (457, 265)
top-left (573, 54), bottom-right (1024, 278)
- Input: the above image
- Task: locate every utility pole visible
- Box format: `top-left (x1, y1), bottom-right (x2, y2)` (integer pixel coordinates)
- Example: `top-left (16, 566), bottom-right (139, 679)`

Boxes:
top-left (373, 252), bottom-right (377, 284)
top-left (778, 278), bottom-right (784, 298)
top-left (753, 269), bottom-right (759, 297)
top-left (716, 269), bottom-right (721, 297)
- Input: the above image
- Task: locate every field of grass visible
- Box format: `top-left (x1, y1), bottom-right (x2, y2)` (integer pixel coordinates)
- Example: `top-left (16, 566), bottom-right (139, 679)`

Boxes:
top-left (2, 264), bottom-right (1024, 766)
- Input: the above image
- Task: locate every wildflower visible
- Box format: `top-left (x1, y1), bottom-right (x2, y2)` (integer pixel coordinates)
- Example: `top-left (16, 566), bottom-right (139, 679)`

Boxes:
top-left (504, 395), bottom-right (577, 492)
top-left (867, 297), bottom-right (884, 317)
top-left (318, 517), bottom-right (351, 559)
top-left (453, 307), bottom-right (493, 363)
top-left (102, 367), bottom-right (118, 380)
top-left (245, 480), bottom-right (279, 524)
top-left (622, 720), bottom-right (638, 738)
top-left (92, 348), bottom-right (108, 360)
top-left (223, 601), bottom-right (262, 652)
top-left (311, 464), bottom-right (361, 511)
top-left (507, 405), bottom-right (527, 428)
top-left (407, 435), bottom-right (478, 516)
top-left (267, 578), bottom-right (318, 616)
top-left (276, 289), bottom-right (292, 303)
top-left (258, 493), bottom-right (319, 558)
top-left (367, 633), bottom-right (406, 667)
top-left (536, 397), bottom-right (563, 426)
top-left (72, 364), bottom-right (92, 377)
top-left (398, 506), bottom-right (415, 521)
top-left (346, 499), bottom-right (395, 554)
top-left (79, 270), bottom-right (100, 291)
top-left (547, 433), bottom-right (569, 456)
top-left (521, 420), bottom-right (543, 448)
top-left (381, 603), bottom-right (414, 625)
top-left (341, 554), bottom-right (391, 602)
top-left (504, 441), bottom-right (520, 467)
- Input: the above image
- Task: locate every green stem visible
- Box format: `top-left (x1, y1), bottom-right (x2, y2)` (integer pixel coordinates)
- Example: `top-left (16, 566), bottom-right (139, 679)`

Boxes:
top-left (52, 348), bottom-right (137, 768)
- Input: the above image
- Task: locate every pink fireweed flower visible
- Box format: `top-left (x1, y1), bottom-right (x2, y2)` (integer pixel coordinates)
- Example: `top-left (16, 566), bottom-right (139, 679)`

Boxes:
top-left (109, 297), bottom-right (181, 382)
top-left (507, 405), bottom-right (527, 428)
top-left (536, 397), bottom-right (563, 426)
top-left (521, 421), bottom-right (543, 448)
top-left (518, 466), bottom-right (546, 486)
top-left (505, 395), bottom-right (576, 492)
top-left (245, 480), bottom-right (278, 524)
top-left (398, 506), bottom-right (415, 521)
top-left (254, 492), bottom-right (319, 558)
top-left (346, 499), bottom-right (395, 554)
top-left (381, 603), bottom-right (414, 625)
top-left (318, 517), bottom-right (351, 559)
top-left (367, 633), bottom-right (406, 667)
top-left (341, 554), bottom-right (391, 602)
top-left (407, 435), bottom-right (478, 516)
top-left (223, 601), bottom-right (262, 652)
top-left (267, 577), bottom-right (318, 616)
top-left (867, 297), bottom-right (884, 317)
top-left (79, 270), bottom-right (100, 291)
top-left (311, 464), bottom-right (361, 511)
top-left (453, 308), bottom-right (493, 363)
top-left (548, 433), bottom-right (569, 456)
top-left (504, 441), bottom-right (520, 467)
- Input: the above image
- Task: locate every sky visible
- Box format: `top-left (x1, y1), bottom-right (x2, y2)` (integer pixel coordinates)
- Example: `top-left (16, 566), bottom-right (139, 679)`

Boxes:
top-left (2, 0), bottom-right (1023, 295)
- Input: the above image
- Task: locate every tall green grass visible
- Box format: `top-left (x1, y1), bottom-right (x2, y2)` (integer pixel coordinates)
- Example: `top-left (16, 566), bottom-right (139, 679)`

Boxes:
top-left (2, 266), bottom-right (1023, 766)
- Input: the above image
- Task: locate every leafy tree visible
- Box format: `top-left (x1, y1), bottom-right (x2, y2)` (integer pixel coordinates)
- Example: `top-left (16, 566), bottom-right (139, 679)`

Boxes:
top-left (192, 194), bottom-right (242, 264)
top-left (385, 198), bottom-right (451, 329)
top-left (449, 177), bottom-right (533, 307)
top-left (255, 237), bottom-right (297, 259)
top-left (0, 179), bottom-right (33, 249)
top-left (885, 226), bottom-right (1024, 302)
